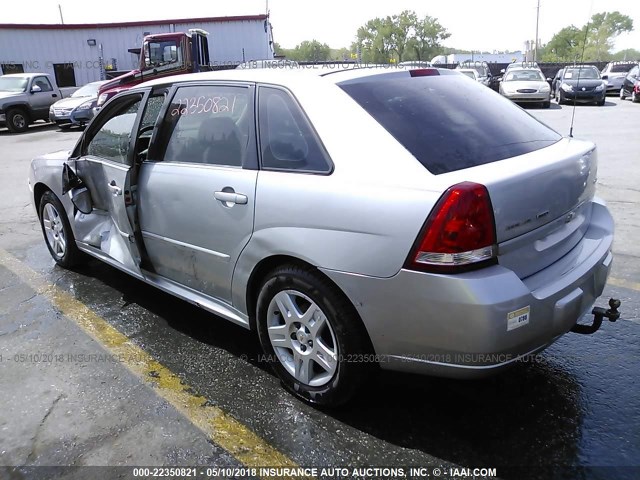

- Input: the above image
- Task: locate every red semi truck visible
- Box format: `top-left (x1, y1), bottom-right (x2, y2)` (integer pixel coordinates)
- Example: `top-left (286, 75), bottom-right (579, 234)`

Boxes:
top-left (97, 29), bottom-right (212, 106)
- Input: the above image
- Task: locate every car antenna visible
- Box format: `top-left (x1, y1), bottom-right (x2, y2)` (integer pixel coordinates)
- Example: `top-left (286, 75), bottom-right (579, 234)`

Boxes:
top-left (569, 6), bottom-right (593, 138)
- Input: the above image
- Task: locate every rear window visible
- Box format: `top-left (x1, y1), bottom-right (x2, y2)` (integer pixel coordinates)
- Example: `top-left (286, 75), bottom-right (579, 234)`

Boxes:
top-left (610, 64), bottom-right (635, 73)
top-left (339, 74), bottom-right (561, 175)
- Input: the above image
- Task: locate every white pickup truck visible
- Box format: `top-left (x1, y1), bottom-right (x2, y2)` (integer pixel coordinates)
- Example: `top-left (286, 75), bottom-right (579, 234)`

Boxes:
top-left (0, 73), bottom-right (76, 133)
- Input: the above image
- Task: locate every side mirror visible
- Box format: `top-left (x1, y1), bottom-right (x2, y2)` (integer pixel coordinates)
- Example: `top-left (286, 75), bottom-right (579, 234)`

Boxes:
top-left (546, 77), bottom-right (552, 82)
top-left (500, 69), bottom-right (505, 74)
top-left (30, 84), bottom-right (42, 93)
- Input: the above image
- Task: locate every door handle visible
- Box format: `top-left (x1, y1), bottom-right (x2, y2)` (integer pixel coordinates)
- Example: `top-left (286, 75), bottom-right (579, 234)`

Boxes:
top-left (214, 191), bottom-right (248, 205)
top-left (108, 180), bottom-right (122, 196)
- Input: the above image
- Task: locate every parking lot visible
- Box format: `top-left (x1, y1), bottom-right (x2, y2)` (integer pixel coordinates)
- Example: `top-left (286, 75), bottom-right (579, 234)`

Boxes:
top-left (1, 96), bottom-right (639, 480)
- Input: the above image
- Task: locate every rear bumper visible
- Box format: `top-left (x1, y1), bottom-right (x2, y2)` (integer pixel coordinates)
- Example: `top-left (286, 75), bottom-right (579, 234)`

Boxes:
top-left (322, 199), bottom-right (614, 378)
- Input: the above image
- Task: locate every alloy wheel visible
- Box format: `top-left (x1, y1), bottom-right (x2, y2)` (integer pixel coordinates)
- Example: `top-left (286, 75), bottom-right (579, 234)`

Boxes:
top-left (42, 203), bottom-right (66, 258)
top-left (266, 289), bottom-right (338, 387)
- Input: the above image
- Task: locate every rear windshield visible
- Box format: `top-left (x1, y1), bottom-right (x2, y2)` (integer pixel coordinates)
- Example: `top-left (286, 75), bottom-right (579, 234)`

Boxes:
top-left (609, 64), bottom-right (635, 73)
top-left (339, 74), bottom-right (561, 175)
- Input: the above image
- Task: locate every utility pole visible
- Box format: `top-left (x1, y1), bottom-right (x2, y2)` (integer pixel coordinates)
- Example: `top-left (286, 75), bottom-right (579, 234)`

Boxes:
top-left (534, 0), bottom-right (540, 62)
top-left (58, 4), bottom-right (65, 24)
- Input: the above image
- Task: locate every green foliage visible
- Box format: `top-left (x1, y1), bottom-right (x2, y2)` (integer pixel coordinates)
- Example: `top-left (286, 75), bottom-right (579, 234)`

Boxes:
top-left (539, 11), bottom-right (633, 62)
top-left (354, 10), bottom-right (450, 63)
top-left (286, 40), bottom-right (332, 62)
top-left (611, 48), bottom-right (640, 61)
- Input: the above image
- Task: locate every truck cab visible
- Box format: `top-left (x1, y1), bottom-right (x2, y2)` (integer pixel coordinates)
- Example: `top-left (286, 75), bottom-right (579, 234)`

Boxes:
top-left (97, 29), bottom-right (211, 107)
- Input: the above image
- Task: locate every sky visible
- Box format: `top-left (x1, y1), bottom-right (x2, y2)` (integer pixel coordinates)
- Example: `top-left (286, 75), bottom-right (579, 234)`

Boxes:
top-left (2, 0), bottom-right (639, 53)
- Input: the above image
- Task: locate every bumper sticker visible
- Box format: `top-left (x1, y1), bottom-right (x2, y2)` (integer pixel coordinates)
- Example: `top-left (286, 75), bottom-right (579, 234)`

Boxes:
top-left (507, 306), bottom-right (530, 331)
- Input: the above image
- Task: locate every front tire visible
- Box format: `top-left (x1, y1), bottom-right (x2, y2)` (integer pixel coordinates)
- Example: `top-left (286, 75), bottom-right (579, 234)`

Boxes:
top-left (542, 101), bottom-right (551, 109)
top-left (633, 91), bottom-right (639, 103)
top-left (556, 90), bottom-right (564, 105)
top-left (6, 108), bottom-right (29, 133)
top-left (256, 265), bottom-right (374, 406)
top-left (38, 191), bottom-right (83, 268)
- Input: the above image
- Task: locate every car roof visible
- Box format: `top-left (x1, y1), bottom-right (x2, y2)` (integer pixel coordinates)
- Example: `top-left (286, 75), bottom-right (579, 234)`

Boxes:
top-left (137, 65), bottom-right (442, 89)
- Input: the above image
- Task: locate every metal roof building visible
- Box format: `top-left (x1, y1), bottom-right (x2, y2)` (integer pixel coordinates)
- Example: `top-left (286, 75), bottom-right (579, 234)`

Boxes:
top-left (0, 15), bottom-right (275, 86)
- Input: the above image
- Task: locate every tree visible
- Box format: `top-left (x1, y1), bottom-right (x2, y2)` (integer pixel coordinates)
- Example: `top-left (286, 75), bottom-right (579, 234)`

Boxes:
top-left (540, 26), bottom-right (584, 61)
top-left (287, 40), bottom-right (331, 62)
top-left (584, 11), bottom-right (634, 61)
top-left (539, 11), bottom-right (633, 62)
top-left (407, 15), bottom-right (451, 61)
top-left (611, 48), bottom-right (640, 61)
top-left (354, 10), bottom-right (450, 63)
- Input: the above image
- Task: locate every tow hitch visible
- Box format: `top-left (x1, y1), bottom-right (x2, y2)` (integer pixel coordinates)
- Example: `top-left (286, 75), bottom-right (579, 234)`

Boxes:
top-left (571, 298), bottom-right (621, 334)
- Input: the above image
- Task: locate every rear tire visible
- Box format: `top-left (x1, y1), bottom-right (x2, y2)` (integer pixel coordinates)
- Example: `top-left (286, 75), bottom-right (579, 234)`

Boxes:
top-left (256, 264), bottom-right (374, 407)
top-left (6, 108), bottom-right (29, 133)
top-left (633, 91), bottom-right (639, 103)
top-left (620, 88), bottom-right (627, 100)
top-left (542, 101), bottom-right (551, 109)
top-left (556, 91), bottom-right (564, 105)
top-left (597, 98), bottom-right (606, 106)
top-left (38, 191), bottom-right (83, 268)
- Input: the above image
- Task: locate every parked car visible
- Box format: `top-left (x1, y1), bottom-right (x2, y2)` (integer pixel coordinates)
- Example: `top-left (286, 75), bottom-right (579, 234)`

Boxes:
top-left (601, 61), bottom-right (637, 95)
top-left (0, 73), bottom-right (63, 132)
top-left (49, 80), bottom-right (108, 129)
top-left (553, 65), bottom-right (606, 105)
top-left (499, 68), bottom-right (551, 108)
top-left (619, 64), bottom-right (640, 102)
top-left (501, 61), bottom-right (540, 75)
top-left (29, 67), bottom-right (615, 406)
top-left (456, 62), bottom-right (491, 86)
top-left (457, 68), bottom-right (479, 81)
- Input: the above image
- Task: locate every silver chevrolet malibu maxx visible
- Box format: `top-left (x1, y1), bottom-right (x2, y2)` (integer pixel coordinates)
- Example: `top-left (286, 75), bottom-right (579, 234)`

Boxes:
top-left (29, 67), bottom-right (616, 406)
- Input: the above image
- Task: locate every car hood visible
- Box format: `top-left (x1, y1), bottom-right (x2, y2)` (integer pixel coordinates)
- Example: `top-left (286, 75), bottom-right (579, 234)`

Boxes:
top-left (52, 96), bottom-right (95, 109)
top-left (0, 91), bottom-right (23, 100)
top-left (502, 81), bottom-right (548, 90)
top-left (562, 79), bottom-right (604, 87)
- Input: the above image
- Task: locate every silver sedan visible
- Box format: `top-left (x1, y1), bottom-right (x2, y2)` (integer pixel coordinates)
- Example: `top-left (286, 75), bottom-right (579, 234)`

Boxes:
top-left (499, 68), bottom-right (551, 107)
top-left (29, 67), bottom-right (615, 406)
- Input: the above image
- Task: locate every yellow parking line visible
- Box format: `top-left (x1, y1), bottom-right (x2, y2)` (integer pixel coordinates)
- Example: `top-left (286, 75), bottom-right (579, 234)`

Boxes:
top-left (608, 277), bottom-right (640, 293)
top-left (0, 248), bottom-right (306, 476)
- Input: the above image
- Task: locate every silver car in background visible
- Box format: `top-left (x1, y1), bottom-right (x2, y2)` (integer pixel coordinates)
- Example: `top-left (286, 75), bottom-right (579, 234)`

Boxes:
top-left (601, 61), bottom-right (637, 94)
top-left (49, 80), bottom-right (108, 129)
top-left (499, 68), bottom-right (551, 108)
top-left (29, 67), bottom-right (615, 406)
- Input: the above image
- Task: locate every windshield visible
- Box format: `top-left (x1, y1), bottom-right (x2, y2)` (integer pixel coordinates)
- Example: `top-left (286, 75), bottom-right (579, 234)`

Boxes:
top-left (460, 71), bottom-right (477, 79)
top-left (145, 40), bottom-right (181, 68)
top-left (564, 67), bottom-right (600, 80)
top-left (505, 70), bottom-right (545, 82)
top-left (71, 82), bottom-right (102, 98)
top-left (0, 76), bottom-right (28, 92)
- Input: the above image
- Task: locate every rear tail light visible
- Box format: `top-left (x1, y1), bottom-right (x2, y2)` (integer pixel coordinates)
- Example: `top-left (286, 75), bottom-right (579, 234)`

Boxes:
top-left (405, 182), bottom-right (498, 273)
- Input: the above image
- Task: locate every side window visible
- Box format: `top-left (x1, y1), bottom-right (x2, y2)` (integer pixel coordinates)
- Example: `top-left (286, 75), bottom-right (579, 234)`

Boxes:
top-left (86, 99), bottom-right (141, 164)
top-left (33, 76), bottom-right (53, 92)
top-left (159, 85), bottom-right (252, 167)
top-left (258, 87), bottom-right (331, 173)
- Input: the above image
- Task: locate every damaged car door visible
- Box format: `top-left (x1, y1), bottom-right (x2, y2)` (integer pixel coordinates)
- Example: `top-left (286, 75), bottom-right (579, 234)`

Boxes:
top-left (65, 91), bottom-right (148, 274)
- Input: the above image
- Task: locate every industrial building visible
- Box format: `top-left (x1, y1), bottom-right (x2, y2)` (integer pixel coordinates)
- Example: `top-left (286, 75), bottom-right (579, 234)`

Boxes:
top-left (0, 15), bottom-right (275, 86)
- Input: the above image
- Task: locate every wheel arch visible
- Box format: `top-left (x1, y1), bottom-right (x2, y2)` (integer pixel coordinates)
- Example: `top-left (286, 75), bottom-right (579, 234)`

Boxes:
top-left (244, 254), bottom-right (375, 354)
top-left (33, 182), bottom-right (53, 218)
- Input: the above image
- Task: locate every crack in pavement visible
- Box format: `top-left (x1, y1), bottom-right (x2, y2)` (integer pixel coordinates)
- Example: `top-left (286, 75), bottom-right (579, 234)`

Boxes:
top-left (26, 393), bottom-right (65, 464)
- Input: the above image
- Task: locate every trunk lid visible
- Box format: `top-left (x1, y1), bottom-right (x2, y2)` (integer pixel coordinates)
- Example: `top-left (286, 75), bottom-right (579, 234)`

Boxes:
top-left (434, 138), bottom-right (598, 279)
